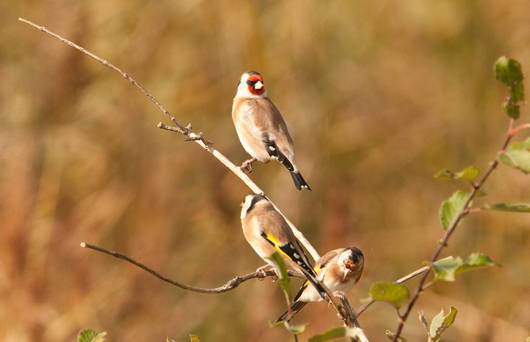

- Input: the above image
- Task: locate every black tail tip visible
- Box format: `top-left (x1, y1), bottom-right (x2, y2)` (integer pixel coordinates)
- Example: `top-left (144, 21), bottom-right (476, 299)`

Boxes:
top-left (275, 301), bottom-right (307, 323)
top-left (275, 312), bottom-right (288, 323)
top-left (290, 171), bottom-right (311, 191)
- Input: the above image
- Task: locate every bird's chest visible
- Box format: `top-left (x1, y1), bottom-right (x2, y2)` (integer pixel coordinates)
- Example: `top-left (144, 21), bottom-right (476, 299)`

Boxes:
top-left (233, 104), bottom-right (271, 161)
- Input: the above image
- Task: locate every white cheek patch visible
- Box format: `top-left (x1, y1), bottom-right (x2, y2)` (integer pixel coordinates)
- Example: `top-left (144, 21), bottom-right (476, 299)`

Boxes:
top-left (240, 195), bottom-right (254, 219)
top-left (338, 249), bottom-right (353, 273)
top-left (254, 81), bottom-right (264, 90)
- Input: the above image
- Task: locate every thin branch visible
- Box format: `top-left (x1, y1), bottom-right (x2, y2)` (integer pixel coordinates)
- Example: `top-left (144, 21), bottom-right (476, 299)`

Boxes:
top-left (80, 242), bottom-right (303, 293)
top-left (355, 266), bottom-right (429, 317)
top-left (82, 241), bottom-right (362, 334)
top-left (463, 207), bottom-right (482, 215)
top-left (509, 122), bottom-right (530, 137)
top-left (394, 266), bottom-right (430, 284)
top-left (20, 16), bottom-right (361, 329)
top-left (390, 124), bottom-right (515, 342)
top-left (17, 17), bottom-right (321, 263)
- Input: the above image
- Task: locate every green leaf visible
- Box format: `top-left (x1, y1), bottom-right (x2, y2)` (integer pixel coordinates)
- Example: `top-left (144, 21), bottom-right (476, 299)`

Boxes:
top-left (459, 253), bottom-right (499, 273)
top-left (483, 202), bottom-right (530, 212)
top-left (309, 326), bottom-right (346, 342)
top-left (456, 166), bottom-right (479, 181)
top-left (498, 137), bottom-right (530, 173)
top-left (189, 335), bottom-right (200, 342)
top-left (511, 81), bottom-right (525, 102)
top-left (504, 101), bottom-right (520, 119)
top-left (78, 329), bottom-right (97, 342)
top-left (495, 56), bottom-right (523, 85)
top-left (432, 256), bottom-right (463, 282)
top-left (429, 307), bottom-right (457, 341)
top-left (309, 326), bottom-right (368, 342)
top-left (77, 329), bottom-right (106, 342)
top-left (494, 56), bottom-right (525, 119)
top-left (434, 166), bottom-right (479, 181)
top-left (434, 169), bottom-right (454, 179)
top-left (267, 252), bottom-right (291, 300)
top-left (269, 320), bottom-right (308, 335)
top-left (432, 254), bottom-right (499, 282)
top-left (287, 323), bottom-right (307, 335)
top-left (497, 137), bottom-right (530, 173)
top-left (439, 191), bottom-right (469, 230)
top-left (385, 330), bottom-right (407, 342)
top-left (369, 282), bottom-right (409, 308)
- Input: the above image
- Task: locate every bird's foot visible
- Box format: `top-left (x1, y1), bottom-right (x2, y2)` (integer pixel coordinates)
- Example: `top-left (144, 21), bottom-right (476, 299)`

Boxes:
top-left (333, 290), bottom-right (347, 299)
top-left (256, 264), bottom-right (276, 281)
top-left (240, 157), bottom-right (257, 173)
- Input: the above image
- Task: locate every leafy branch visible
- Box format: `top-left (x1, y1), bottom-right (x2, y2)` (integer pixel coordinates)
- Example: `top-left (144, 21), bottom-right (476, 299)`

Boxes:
top-left (386, 56), bottom-right (527, 342)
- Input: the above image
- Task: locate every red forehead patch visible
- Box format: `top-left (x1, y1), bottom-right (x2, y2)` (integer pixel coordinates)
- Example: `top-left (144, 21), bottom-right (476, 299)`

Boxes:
top-left (248, 74), bottom-right (263, 83)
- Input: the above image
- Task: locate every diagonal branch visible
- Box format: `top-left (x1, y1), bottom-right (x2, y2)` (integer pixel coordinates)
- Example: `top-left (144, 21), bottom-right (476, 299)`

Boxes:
top-left (17, 17), bottom-right (320, 262)
top-left (80, 242), bottom-right (303, 293)
top-left (355, 266), bottom-right (429, 317)
top-left (20, 17), bottom-right (364, 331)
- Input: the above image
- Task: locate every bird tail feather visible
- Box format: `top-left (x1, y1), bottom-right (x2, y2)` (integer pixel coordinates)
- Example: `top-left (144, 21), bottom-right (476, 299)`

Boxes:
top-left (299, 268), bottom-right (327, 302)
top-left (275, 301), bottom-right (308, 323)
top-left (290, 171), bottom-right (311, 191)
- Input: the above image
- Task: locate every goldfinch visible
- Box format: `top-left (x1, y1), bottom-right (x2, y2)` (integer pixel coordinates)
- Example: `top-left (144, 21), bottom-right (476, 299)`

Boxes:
top-left (232, 71), bottom-right (311, 191)
top-left (240, 194), bottom-right (325, 298)
top-left (276, 247), bottom-right (364, 322)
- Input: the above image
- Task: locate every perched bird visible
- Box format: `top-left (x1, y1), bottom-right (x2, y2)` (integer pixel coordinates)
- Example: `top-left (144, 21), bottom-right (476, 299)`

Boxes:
top-left (276, 247), bottom-right (364, 322)
top-left (232, 71), bottom-right (311, 191)
top-left (240, 194), bottom-right (325, 299)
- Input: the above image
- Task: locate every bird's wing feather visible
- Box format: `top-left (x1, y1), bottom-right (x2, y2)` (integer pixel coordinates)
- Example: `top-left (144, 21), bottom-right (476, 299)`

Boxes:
top-left (256, 211), bottom-right (316, 277)
top-left (292, 249), bottom-right (342, 301)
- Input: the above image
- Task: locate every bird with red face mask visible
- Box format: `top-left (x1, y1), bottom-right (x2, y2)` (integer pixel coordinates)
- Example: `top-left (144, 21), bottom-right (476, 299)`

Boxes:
top-left (232, 71), bottom-right (311, 191)
top-left (275, 247), bottom-right (364, 322)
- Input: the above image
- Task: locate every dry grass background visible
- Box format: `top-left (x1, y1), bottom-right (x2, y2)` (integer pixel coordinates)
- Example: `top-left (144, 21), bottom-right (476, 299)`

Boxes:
top-left (1, 1), bottom-right (529, 341)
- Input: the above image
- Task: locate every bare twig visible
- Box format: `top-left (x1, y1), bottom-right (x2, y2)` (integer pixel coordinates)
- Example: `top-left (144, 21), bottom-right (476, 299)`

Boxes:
top-left (355, 266), bottom-right (429, 317)
top-left (20, 17), bottom-right (362, 330)
top-left (17, 17), bottom-right (320, 262)
top-left (394, 266), bottom-right (430, 284)
top-left (82, 241), bottom-right (362, 334)
top-left (390, 122), bottom-right (515, 341)
top-left (80, 242), bottom-right (303, 293)
top-left (509, 122), bottom-right (530, 137)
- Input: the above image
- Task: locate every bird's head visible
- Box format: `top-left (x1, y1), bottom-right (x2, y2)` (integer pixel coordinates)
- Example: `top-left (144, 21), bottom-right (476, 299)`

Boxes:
top-left (339, 247), bottom-right (365, 280)
top-left (240, 194), bottom-right (267, 219)
top-left (236, 71), bottom-right (267, 98)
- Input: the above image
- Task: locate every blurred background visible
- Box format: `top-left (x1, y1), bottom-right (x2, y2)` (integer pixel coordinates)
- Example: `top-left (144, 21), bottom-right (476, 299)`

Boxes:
top-left (1, 1), bottom-right (529, 341)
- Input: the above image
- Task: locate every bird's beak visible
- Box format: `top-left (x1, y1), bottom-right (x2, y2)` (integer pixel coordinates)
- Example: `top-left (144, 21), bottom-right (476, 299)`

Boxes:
top-left (254, 81), bottom-right (263, 90)
top-left (345, 260), bottom-right (356, 271)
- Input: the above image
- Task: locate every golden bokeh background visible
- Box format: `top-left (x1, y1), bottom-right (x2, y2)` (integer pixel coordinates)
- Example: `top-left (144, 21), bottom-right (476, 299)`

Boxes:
top-left (1, 1), bottom-right (529, 341)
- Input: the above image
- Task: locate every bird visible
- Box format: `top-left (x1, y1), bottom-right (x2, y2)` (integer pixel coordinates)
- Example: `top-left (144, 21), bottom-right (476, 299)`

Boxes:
top-left (276, 246), bottom-right (364, 322)
top-left (232, 71), bottom-right (311, 191)
top-left (240, 194), bottom-right (326, 299)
